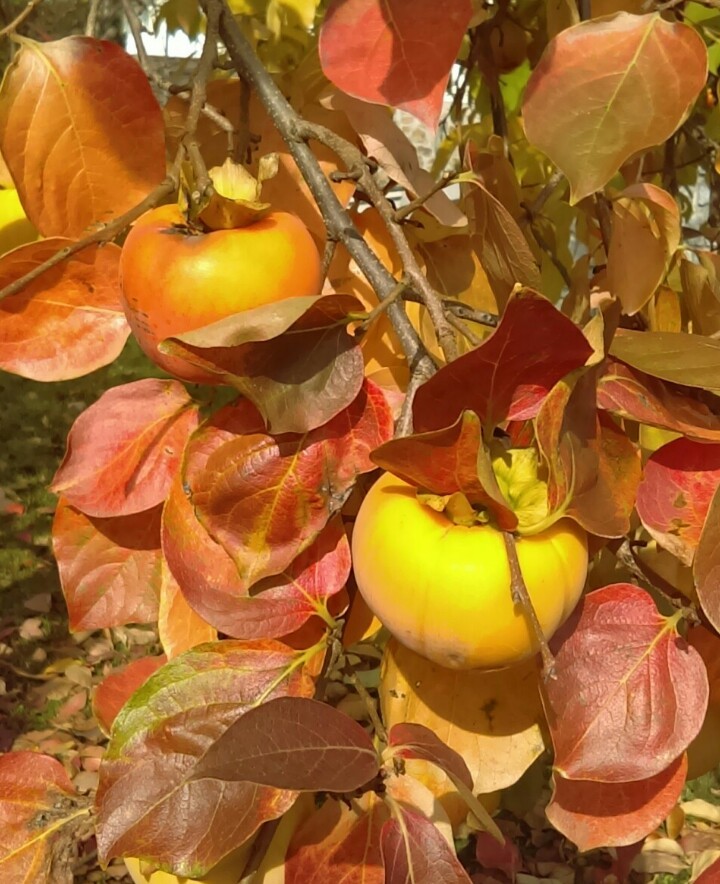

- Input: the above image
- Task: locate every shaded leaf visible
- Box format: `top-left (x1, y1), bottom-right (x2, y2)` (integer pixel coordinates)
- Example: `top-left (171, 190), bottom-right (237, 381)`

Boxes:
top-left (193, 697), bottom-right (379, 791)
top-left (413, 289), bottom-right (593, 433)
top-left (464, 178), bottom-right (541, 301)
top-left (206, 517), bottom-right (350, 640)
top-left (0, 37), bottom-right (165, 237)
top-left (545, 584), bottom-right (708, 782)
top-left (162, 294), bottom-right (364, 435)
top-left (96, 640), bottom-right (316, 875)
top-left (388, 723), bottom-right (473, 791)
top-left (598, 359), bottom-right (720, 442)
top-left (475, 830), bottom-right (523, 880)
top-left (371, 410), bottom-right (517, 530)
top-left (51, 379), bottom-right (199, 518)
top-left (380, 638), bottom-right (545, 795)
top-left (523, 14), bottom-right (707, 203)
top-left (607, 184), bottom-right (681, 316)
top-left (694, 486), bottom-right (720, 634)
top-left (52, 499), bottom-right (162, 631)
top-left (0, 751), bottom-right (87, 884)
top-left (637, 437), bottom-right (720, 566)
top-left (319, 0), bottom-right (473, 130)
top-left (189, 380), bottom-right (393, 587)
top-left (610, 329), bottom-right (720, 396)
top-left (0, 240), bottom-right (130, 381)
top-left (547, 755), bottom-right (687, 852)
top-left (92, 655), bottom-right (167, 737)
top-left (381, 807), bottom-right (472, 883)
top-left (681, 253), bottom-right (720, 337)
top-left (285, 795), bottom-right (386, 884)
top-left (158, 560), bottom-right (217, 659)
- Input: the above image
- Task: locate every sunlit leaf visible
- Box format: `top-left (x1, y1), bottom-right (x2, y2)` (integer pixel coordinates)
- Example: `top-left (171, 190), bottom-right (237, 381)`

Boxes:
top-left (523, 14), bottom-right (707, 203)
top-left (158, 560), bottom-right (217, 659)
top-left (0, 240), bottom-right (130, 381)
top-left (319, 0), bottom-right (473, 130)
top-left (381, 807), bottom-right (472, 883)
top-left (636, 437), bottom-right (720, 566)
top-left (51, 379), bottom-right (199, 518)
top-left (0, 752), bottom-right (88, 883)
top-left (0, 37), bottom-right (165, 237)
top-left (694, 486), bottom-right (720, 634)
top-left (545, 584), bottom-right (708, 782)
top-left (92, 655), bottom-right (167, 737)
top-left (52, 500), bottom-right (162, 631)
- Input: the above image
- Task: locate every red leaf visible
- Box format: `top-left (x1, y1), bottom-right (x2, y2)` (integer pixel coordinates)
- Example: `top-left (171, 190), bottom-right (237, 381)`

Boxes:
top-left (92, 655), bottom-right (167, 736)
top-left (636, 438), bottom-right (720, 566)
top-left (285, 795), bottom-right (386, 884)
top-left (319, 0), bottom-right (473, 130)
top-left (694, 485), bottom-right (720, 634)
top-left (0, 37), bottom-right (165, 238)
top-left (598, 360), bottom-right (720, 442)
top-left (696, 858), bottom-right (720, 883)
top-left (192, 697), bottom-right (379, 792)
top-left (51, 379), bottom-right (199, 518)
top-left (96, 640), bottom-right (316, 875)
top-left (371, 410), bottom-right (517, 530)
top-left (413, 290), bottom-right (593, 433)
top-left (0, 751), bottom-right (84, 883)
top-left (201, 517), bottom-right (351, 640)
top-left (52, 499), bottom-right (162, 631)
top-left (381, 807), bottom-right (472, 883)
top-left (475, 831), bottom-right (523, 880)
top-left (546, 754), bottom-right (687, 852)
top-left (388, 723), bottom-right (473, 791)
top-left (545, 584), bottom-right (708, 782)
top-left (0, 240), bottom-right (130, 381)
top-left (189, 380), bottom-right (393, 588)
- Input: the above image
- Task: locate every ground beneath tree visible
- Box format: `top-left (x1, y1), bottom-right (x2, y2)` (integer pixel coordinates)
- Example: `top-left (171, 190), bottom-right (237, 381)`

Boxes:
top-left (1, 342), bottom-right (719, 884)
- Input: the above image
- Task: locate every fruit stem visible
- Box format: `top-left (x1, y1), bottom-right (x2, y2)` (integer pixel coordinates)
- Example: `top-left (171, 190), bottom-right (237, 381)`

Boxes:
top-left (348, 672), bottom-right (388, 744)
top-left (502, 531), bottom-right (557, 680)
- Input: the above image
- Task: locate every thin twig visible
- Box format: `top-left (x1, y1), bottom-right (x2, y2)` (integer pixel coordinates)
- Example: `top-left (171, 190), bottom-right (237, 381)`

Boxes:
top-left (0, 156), bottom-right (182, 303)
top-left (523, 169), bottom-right (565, 220)
top-left (0, 0), bottom-right (42, 37)
top-left (121, 0), bottom-right (151, 72)
top-left (503, 532), bottom-right (556, 679)
top-left (204, 0), bottom-right (434, 378)
top-left (441, 300), bottom-right (499, 328)
top-left (348, 673), bottom-right (387, 743)
top-left (395, 360), bottom-right (434, 437)
top-left (393, 175), bottom-right (456, 222)
top-left (529, 222), bottom-right (573, 288)
top-left (236, 75), bottom-right (254, 163)
top-left (85, 0), bottom-right (101, 36)
top-left (359, 278), bottom-right (409, 332)
top-left (445, 310), bottom-right (483, 347)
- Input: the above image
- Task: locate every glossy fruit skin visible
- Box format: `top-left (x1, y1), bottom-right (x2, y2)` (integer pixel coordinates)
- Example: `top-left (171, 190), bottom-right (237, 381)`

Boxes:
top-left (119, 205), bottom-right (322, 383)
top-left (352, 473), bottom-right (589, 670)
top-left (0, 189), bottom-right (38, 255)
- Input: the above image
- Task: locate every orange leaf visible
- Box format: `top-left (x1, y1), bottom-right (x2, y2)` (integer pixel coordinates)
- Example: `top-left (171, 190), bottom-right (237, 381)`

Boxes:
top-left (92, 655), bottom-right (167, 736)
top-left (547, 755), bottom-right (687, 851)
top-left (158, 560), bottom-right (217, 659)
top-left (0, 240), bottom-right (130, 381)
top-left (0, 751), bottom-right (87, 882)
top-left (523, 13), bottom-right (707, 203)
top-left (52, 500), bottom-right (162, 631)
top-left (51, 379), bottom-right (200, 518)
top-left (0, 37), bottom-right (165, 237)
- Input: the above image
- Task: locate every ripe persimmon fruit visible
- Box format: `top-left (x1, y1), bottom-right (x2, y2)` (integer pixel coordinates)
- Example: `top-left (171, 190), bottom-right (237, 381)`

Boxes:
top-left (352, 472), bottom-right (588, 670)
top-left (119, 205), bottom-right (322, 384)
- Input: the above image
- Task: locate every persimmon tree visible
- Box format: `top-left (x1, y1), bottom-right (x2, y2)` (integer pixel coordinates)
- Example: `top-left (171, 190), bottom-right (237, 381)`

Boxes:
top-left (1, 0), bottom-right (719, 881)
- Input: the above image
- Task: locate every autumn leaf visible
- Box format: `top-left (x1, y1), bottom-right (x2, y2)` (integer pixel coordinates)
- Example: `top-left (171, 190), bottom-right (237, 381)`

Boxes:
top-left (547, 755), bottom-right (687, 852)
top-left (381, 807), bottom-right (473, 883)
top-left (319, 0), bottom-right (473, 130)
top-left (0, 241), bottom-right (130, 381)
top-left (158, 560), bottom-right (217, 659)
top-left (92, 655), bottom-right (167, 736)
top-left (51, 379), bottom-right (199, 518)
top-left (545, 584), bottom-right (708, 782)
top-left (523, 13), bottom-right (707, 203)
top-left (52, 500), bottom-right (163, 631)
top-left (0, 37), bottom-right (165, 236)
top-left (96, 640), bottom-right (316, 876)
top-left (0, 752), bottom-right (89, 883)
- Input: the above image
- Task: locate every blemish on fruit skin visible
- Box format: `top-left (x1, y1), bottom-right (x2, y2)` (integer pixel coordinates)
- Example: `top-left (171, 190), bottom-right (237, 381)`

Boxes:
top-left (674, 492), bottom-right (687, 509)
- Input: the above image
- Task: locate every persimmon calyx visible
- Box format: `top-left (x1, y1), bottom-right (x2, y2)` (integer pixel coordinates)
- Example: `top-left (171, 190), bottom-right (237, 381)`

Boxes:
top-left (198, 156), bottom-right (279, 231)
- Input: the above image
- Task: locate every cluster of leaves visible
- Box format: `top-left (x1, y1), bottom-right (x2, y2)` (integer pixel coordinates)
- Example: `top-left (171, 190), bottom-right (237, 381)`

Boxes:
top-left (1, 0), bottom-right (720, 882)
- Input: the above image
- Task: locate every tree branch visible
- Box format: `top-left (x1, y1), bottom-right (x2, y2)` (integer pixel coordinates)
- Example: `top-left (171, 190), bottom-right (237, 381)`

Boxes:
top-left (0, 0), bottom-right (42, 37)
top-left (202, 0), bottom-right (436, 380)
